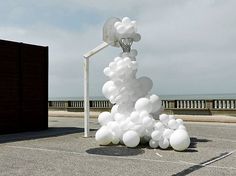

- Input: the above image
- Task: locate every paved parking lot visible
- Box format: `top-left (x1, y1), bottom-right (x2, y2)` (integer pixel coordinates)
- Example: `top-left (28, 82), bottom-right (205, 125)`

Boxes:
top-left (0, 117), bottom-right (235, 176)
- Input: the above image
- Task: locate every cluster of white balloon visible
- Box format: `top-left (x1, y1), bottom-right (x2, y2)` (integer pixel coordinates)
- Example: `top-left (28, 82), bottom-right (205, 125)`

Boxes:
top-left (95, 17), bottom-right (190, 151)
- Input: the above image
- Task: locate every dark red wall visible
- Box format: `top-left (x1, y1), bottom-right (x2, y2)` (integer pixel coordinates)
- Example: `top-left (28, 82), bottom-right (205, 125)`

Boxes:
top-left (0, 39), bottom-right (48, 134)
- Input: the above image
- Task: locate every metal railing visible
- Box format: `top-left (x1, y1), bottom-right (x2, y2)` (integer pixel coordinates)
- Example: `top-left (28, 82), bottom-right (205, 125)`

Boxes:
top-left (48, 99), bottom-right (236, 110)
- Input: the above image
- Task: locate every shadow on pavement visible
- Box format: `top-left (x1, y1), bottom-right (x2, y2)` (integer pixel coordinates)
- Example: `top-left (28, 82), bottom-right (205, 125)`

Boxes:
top-left (189, 137), bottom-right (212, 149)
top-left (0, 127), bottom-right (96, 144)
top-left (172, 152), bottom-right (232, 176)
top-left (86, 146), bottom-right (145, 156)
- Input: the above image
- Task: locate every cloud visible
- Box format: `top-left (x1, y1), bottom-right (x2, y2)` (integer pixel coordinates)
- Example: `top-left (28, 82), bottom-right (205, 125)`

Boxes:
top-left (1, 0), bottom-right (236, 98)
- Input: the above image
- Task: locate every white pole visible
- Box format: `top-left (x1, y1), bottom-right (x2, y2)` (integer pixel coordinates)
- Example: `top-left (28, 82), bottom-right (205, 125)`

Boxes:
top-left (83, 57), bottom-right (89, 137)
top-left (83, 42), bottom-right (109, 138)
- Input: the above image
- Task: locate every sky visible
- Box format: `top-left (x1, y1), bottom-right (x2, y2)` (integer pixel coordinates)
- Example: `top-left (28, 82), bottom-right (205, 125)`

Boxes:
top-left (1, 0), bottom-right (235, 98)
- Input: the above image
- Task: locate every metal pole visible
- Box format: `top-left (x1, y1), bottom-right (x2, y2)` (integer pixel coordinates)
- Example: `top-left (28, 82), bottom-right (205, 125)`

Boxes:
top-left (83, 42), bottom-right (109, 138)
top-left (84, 57), bottom-right (89, 137)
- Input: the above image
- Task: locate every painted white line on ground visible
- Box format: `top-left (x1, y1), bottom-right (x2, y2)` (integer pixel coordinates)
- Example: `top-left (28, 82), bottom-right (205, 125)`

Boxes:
top-left (201, 150), bottom-right (236, 166)
top-left (179, 160), bottom-right (236, 170)
top-left (179, 150), bottom-right (236, 170)
top-left (4, 145), bottom-right (236, 170)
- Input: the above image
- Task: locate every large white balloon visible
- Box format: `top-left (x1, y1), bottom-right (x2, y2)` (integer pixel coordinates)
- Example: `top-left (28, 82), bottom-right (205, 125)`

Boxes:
top-left (138, 76), bottom-right (153, 93)
top-left (170, 129), bottom-right (190, 151)
top-left (135, 98), bottom-right (152, 113)
top-left (123, 130), bottom-right (140, 148)
top-left (95, 127), bottom-right (112, 145)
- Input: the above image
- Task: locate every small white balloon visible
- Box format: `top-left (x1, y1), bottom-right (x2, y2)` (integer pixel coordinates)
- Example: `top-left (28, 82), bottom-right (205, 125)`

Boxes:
top-left (168, 119), bottom-right (179, 130)
top-left (122, 17), bottom-right (131, 24)
top-left (149, 139), bottom-right (159, 148)
top-left (178, 125), bottom-right (186, 130)
top-left (117, 25), bottom-right (126, 34)
top-left (112, 135), bottom-right (120, 145)
top-left (176, 119), bottom-right (184, 125)
top-left (154, 122), bottom-right (165, 131)
top-left (114, 21), bottom-right (121, 28)
top-left (123, 130), bottom-right (140, 148)
top-left (151, 130), bottom-right (162, 141)
top-left (163, 129), bottom-right (174, 139)
top-left (159, 114), bottom-right (169, 124)
top-left (159, 138), bottom-right (169, 149)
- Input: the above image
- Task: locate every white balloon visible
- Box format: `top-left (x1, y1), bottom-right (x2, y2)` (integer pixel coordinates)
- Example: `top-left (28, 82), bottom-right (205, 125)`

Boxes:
top-left (102, 81), bottom-right (114, 98)
top-left (114, 113), bottom-right (126, 122)
top-left (149, 94), bottom-right (162, 112)
top-left (109, 62), bottom-right (117, 71)
top-left (149, 139), bottom-right (159, 148)
top-left (125, 25), bottom-right (134, 34)
top-left (170, 129), bottom-right (190, 151)
top-left (163, 129), bottom-right (174, 139)
top-left (114, 57), bottom-right (122, 62)
top-left (159, 138), bottom-right (169, 149)
top-left (178, 125), bottom-right (186, 130)
top-left (138, 76), bottom-right (153, 93)
top-left (139, 110), bottom-right (149, 118)
top-left (95, 127), bottom-right (112, 145)
top-left (131, 124), bottom-right (145, 137)
top-left (142, 116), bottom-right (153, 128)
top-left (131, 61), bottom-right (138, 70)
top-left (117, 25), bottom-right (126, 34)
top-left (103, 67), bottom-right (111, 76)
top-left (111, 105), bottom-right (118, 117)
top-left (132, 33), bottom-right (141, 42)
top-left (135, 98), bottom-right (152, 113)
top-left (151, 130), bottom-right (162, 141)
top-left (130, 111), bottom-right (140, 123)
top-left (122, 17), bottom-right (131, 24)
top-left (176, 119), bottom-right (184, 125)
top-left (131, 20), bottom-right (137, 32)
top-left (98, 112), bottom-right (113, 126)
top-left (154, 122), bottom-right (165, 131)
top-left (159, 114), bottom-right (169, 124)
top-left (123, 130), bottom-right (140, 148)
top-left (168, 119), bottom-right (179, 130)
top-left (114, 21), bottom-right (121, 28)
top-left (112, 135), bottom-right (120, 144)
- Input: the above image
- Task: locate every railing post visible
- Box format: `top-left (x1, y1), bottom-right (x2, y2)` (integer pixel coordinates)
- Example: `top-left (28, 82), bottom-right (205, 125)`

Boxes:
top-left (206, 100), bottom-right (213, 110)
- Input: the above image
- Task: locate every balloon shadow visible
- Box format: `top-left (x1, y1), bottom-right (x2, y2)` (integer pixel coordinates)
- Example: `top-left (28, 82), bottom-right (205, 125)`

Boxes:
top-left (189, 137), bottom-right (212, 149)
top-left (86, 146), bottom-right (145, 156)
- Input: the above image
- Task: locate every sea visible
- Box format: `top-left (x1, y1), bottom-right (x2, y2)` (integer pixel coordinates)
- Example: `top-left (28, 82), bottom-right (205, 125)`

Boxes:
top-left (49, 93), bottom-right (236, 101)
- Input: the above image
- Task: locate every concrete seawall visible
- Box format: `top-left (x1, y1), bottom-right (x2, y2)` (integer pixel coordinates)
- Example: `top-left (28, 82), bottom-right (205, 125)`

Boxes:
top-left (48, 99), bottom-right (236, 116)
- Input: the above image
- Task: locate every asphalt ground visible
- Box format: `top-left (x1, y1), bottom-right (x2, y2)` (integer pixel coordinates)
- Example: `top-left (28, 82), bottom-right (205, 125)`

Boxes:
top-left (0, 117), bottom-right (235, 176)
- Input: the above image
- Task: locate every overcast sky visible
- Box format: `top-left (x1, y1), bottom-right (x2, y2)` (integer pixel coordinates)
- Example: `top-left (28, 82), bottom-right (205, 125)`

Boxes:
top-left (1, 0), bottom-right (235, 98)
